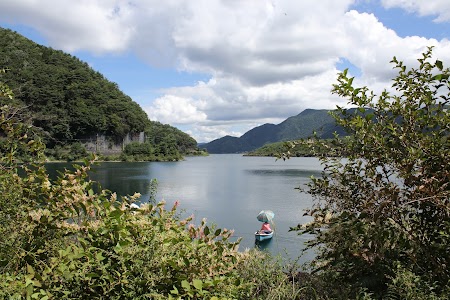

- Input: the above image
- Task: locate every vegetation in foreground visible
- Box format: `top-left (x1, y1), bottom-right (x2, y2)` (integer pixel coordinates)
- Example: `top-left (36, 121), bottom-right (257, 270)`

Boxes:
top-left (1, 48), bottom-right (449, 299)
top-left (285, 47), bottom-right (450, 299)
top-left (0, 74), bottom-right (320, 299)
top-left (0, 105), bottom-right (313, 299)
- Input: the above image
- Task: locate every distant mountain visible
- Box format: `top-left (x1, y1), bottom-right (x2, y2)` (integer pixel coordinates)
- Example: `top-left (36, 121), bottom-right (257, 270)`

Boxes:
top-left (201, 109), bottom-right (346, 153)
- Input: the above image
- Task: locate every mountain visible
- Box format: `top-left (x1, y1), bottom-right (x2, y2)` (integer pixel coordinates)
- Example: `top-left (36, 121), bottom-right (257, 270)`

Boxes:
top-left (201, 109), bottom-right (344, 153)
top-left (0, 27), bottom-right (198, 157)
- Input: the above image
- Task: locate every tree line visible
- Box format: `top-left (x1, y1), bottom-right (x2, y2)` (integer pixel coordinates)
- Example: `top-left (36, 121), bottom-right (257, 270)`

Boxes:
top-left (0, 27), bottom-right (202, 161)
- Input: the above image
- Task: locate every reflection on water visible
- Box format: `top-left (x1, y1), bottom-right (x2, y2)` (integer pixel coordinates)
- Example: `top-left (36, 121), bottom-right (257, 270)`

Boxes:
top-left (255, 238), bottom-right (272, 251)
top-left (246, 168), bottom-right (322, 177)
top-left (46, 155), bottom-right (323, 263)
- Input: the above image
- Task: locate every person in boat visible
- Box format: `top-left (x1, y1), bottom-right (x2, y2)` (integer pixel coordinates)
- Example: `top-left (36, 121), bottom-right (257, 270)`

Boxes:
top-left (259, 222), bottom-right (272, 234)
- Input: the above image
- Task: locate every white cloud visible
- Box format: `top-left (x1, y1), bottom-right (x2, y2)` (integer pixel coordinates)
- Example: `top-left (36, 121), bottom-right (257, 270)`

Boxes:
top-left (1, 0), bottom-right (450, 142)
top-left (381, 0), bottom-right (450, 22)
top-left (172, 0), bottom-right (352, 85)
top-left (145, 95), bottom-right (207, 124)
top-left (0, 0), bottom-right (134, 53)
top-left (341, 10), bottom-right (436, 82)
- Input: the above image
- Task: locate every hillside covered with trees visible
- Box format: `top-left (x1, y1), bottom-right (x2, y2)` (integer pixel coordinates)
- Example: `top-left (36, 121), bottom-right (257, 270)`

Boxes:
top-left (202, 108), bottom-right (348, 153)
top-left (202, 109), bottom-right (352, 156)
top-left (0, 27), bottom-right (201, 161)
top-left (245, 139), bottom-right (341, 157)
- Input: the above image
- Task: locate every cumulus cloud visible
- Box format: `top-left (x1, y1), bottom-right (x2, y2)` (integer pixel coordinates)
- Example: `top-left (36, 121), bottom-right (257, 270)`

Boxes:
top-left (381, 0), bottom-right (450, 22)
top-left (341, 10), bottom-right (441, 82)
top-left (1, 0), bottom-right (450, 142)
top-left (172, 0), bottom-right (351, 85)
top-left (0, 0), bottom-right (135, 53)
top-left (146, 69), bottom-right (345, 125)
top-left (146, 95), bottom-right (207, 124)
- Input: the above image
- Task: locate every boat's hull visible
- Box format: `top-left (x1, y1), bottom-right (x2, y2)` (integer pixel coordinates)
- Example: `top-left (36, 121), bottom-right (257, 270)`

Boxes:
top-left (255, 231), bottom-right (273, 241)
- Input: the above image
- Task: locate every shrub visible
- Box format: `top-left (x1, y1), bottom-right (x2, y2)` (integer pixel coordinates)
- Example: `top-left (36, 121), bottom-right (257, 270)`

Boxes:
top-left (289, 47), bottom-right (450, 298)
top-left (124, 141), bottom-right (152, 156)
top-left (0, 86), bottom-right (328, 299)
top-left (1, 103), bottom-right (301, 299)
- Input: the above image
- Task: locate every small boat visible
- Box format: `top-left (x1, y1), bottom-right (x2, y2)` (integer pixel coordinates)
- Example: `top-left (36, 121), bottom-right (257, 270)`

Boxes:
top-left (255, 230), bottom-right (274, 242)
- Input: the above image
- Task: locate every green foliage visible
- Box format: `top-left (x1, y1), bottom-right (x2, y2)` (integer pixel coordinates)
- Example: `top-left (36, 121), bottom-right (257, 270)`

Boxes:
top-left (124, 141), bottom-right (153, 156)
top-left (383, 264), bottom-right (444, 300)
top-left (0, 103), bottom-right (243, 298)
top-left (0, 28), bottom-right (150, 142)
top-left (146, 121), bottom-right (199, 156)
top-left (0, 68), bottom-right (14, 100)
top-left (0, 27), bottom-right (202, 161)
top-left (246, 139), bottom-right (338, 157)
top-left (290, 48), bottom-right (450, 298)
top-left (203, 135), bottom-right (250, 154)
top-left (44, 142), bottom-right (89, 161)
top-left (203, 109), bottom-right (344, 154)
top-left (120, 140), bottom-right (182, 162)
top-left (0, 100), bottom-right (319, 299)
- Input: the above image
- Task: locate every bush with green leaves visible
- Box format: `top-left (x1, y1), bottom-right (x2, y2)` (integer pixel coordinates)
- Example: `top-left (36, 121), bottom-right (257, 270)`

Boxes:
top-left (0, 112), bottom-right (243, 299)
top-left (44, 142), bottom-right (89, 161)
top-left (287, 47), bottom-right (450, 298)
top-left (124, 141), bottom-right (153, 156)
top-left (0, 97), bottom-right (316, 299)
top-left (4, 75), bottom-right (375, 299)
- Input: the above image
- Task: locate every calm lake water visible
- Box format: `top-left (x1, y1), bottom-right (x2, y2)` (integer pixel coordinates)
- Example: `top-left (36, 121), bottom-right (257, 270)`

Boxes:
top-left (46, 154), bottom-right (323, 263)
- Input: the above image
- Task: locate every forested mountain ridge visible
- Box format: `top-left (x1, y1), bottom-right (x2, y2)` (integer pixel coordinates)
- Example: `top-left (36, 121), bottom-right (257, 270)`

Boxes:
top-left (202, 109), bottom-right (345, 153)
top-left (0, 27), bottom-right (199, 159)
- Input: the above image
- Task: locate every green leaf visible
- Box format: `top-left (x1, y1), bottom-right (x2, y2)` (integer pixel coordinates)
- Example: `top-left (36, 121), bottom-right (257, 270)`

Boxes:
top-left (193, 279), bottom-right (203, 290)
top-left (96, 252), bottom-right (105, 261)
top-left (109, 209), bottom-right (123, 219)
top-left (183, 257), bottom-right (190, 266)
top-left (118, 240), bottom-right (131, 248)
top-left (365, 113), bottom-right (374, 121)
top-left (170, 286), bottom-right (179, 295)
top-left (86, 272), bottom-right (99, 278)
top-left (181, 280), bottom-right (191, 291)
top-left (433, 74), bottom-right (443, 81)
top-left (204, 226), bottom-right (210, 236)
top-left (348, 77), bottom-right (354, 86)
top-left (433, 73), bottom-right (449, 81)
top-left (27, 264), bottom-right (35, 276)
top-left (80, 202), bottom-right (87, 216)
top-left (234, 277), bottom-right (241, 286)
top-left (436, 59), bottom-right (443, 70)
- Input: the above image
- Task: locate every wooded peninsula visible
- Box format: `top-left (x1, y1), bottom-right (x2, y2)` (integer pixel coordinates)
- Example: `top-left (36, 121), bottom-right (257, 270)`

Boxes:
top-left (0, 28), bottom-right (205, 162)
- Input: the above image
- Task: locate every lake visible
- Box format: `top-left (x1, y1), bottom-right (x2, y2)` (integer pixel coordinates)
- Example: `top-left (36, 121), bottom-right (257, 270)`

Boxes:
top-left (46, 154), bottom-right (323, 263)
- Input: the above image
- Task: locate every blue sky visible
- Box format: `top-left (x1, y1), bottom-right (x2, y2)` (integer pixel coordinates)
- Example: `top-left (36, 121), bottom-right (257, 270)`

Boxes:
top-left (1, 0), bottom-right (450, 142)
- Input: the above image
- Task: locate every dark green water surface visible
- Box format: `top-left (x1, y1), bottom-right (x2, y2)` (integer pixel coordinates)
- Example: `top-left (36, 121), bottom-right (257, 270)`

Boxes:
top-left (46, 154), bottom-right (323, 262)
